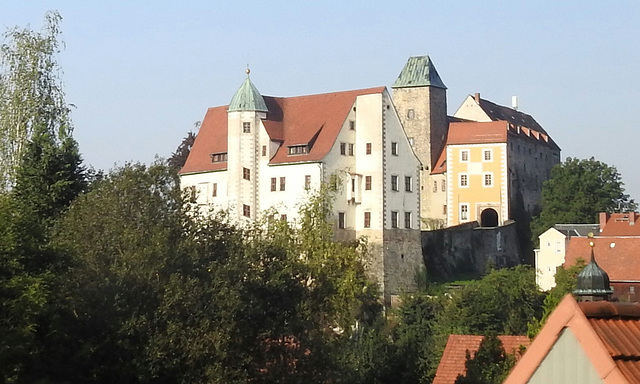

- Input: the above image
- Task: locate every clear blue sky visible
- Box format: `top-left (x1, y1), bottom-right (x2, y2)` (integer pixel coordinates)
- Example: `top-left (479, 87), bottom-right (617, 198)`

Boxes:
top-left (2, 1), bottom-right (640, 201)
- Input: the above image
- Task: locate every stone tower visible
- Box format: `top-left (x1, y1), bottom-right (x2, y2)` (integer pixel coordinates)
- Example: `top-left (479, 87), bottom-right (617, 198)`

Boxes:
top-left (392, 56), bottom-right (448, 226)
top-left (226, 71), bottom-right (268, 222)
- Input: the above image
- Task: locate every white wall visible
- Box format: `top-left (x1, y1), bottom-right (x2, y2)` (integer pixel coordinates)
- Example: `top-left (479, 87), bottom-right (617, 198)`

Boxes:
top-left (535, 228), bottom-right (567, 291)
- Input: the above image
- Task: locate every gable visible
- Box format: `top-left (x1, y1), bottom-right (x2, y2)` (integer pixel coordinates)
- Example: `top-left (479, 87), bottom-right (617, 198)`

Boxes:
top-left (528, 328), bottom-right (603, 384)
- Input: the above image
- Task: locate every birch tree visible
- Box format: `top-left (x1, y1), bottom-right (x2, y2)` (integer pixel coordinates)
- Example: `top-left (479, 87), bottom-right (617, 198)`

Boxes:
top-left (0, 11), bottom-right (71, 190)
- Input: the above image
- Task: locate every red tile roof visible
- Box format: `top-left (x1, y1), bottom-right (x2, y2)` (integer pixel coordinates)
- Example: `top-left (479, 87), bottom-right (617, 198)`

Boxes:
top-left (564, 237), bottom-right (640, 282)
top-left (432, 334), bottom-right (529, 384)
top-left (505, 295), bottom-right (640, 384)
top-left (600, 212), bottom-right (640, 236)
top-left (179, 87), bottom-right (386, 175)
top-left (446, 121), bottom-right (509, 145)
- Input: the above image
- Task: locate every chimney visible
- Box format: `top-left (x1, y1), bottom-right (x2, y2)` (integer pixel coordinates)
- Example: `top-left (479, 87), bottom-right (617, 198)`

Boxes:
top-left (599, 212), bottom-right (609, 231)
top-left (631, 212), bottom-right (636, 226)
top-left (474, 92), bottom-right (480, 103)
top-left (512, 96), bottom-right (519, 110)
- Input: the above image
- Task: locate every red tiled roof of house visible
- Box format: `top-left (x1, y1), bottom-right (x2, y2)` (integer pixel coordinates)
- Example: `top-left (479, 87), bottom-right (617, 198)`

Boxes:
top-left (564, 237), bottom-right (640, 282)
top-left (179, 87), bottom-right (386, 175)
top-left (446, 121), bottom-right (509, 145)
top-left (432, 334), bottom-right (530, 384)
top-left (599, 212), bottom-right (640, 236)
top-left (505, 295), bottom-right (640, 384)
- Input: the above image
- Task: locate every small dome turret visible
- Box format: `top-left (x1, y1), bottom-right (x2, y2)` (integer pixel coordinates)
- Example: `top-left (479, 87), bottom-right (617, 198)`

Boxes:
top-left (228, 71), bottom-right (268, 113)
top-left (574, 243), bottom-right (613, 302)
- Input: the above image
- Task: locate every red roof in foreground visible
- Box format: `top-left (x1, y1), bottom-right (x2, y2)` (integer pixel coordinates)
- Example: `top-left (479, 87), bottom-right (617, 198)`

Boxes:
top-left (564, 237), bottom-right (640, 282)
top-left (432, 334), bottom-right (529, 384)
top-left (179, 87), bottom-right (386, 175)
top-left (505, 295), bottom-right (640, 384)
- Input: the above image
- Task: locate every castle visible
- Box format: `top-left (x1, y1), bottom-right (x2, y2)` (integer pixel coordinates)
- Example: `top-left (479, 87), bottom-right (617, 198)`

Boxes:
top-left (179, 56), bottom-right (560, 303)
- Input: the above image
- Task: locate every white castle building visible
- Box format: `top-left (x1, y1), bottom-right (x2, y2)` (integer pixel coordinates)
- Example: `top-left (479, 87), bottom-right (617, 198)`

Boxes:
top-left (179, 67), bottom-right (425, 304)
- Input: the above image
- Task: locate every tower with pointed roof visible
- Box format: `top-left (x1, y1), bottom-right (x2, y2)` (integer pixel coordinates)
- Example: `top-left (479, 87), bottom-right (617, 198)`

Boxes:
top-left (227, 70), bottom-right (269, 222)
top-left (574, 242), bottom-right (614, 302)
top-left (392, 56), bottom-right (448, 228)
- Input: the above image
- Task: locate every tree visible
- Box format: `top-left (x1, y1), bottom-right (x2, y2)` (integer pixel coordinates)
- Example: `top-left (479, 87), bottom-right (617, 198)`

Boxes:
top-left (531, 157), bottom-right (636, 242)
top-left (47, 163), bottom-right (380, 383)
top-left (455, 334), bottom-right (516, 384)
top-left (0, 11), bottom-right (71, 190)
top-left (168, 122), bottom-right (198, 169)
top-left (436, 266), bottom-right (545, 336)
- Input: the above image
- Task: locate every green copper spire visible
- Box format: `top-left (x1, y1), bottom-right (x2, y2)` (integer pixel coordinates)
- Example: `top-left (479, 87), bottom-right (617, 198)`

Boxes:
top-left (574, 247), bottom-right (613, 300)
top-left (392, 55), bottom-right (447, 89)
top-left (228, 70), bottom-right (268, 112)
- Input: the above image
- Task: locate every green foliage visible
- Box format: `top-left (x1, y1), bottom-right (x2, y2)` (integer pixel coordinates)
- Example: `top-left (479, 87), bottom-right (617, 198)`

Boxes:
top-left (437, 266), bottom-right (545, 336)
top-left (527, 259), bottom-right (586, 337)
top-left (0, 11), bottom-right (71, 190)
top-left (455, 334), bottom-right (516, 384)
top-left (168, 129), bottom-right (196, 169)
top-left (46, 163), bottom-right (380, 383)
top-left (531, 157), bottom-right (636, 243)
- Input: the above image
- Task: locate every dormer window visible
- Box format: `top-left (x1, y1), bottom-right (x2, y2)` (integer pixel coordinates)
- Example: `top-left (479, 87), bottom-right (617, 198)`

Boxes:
top-left (210, 152), bottom-right (228, 163)
top-left (288, 145), bottom-right (308, 155)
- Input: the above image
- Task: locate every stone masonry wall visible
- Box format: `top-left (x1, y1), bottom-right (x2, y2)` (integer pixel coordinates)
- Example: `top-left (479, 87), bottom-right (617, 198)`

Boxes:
top-left (422, 221), bottom-right (521, 280)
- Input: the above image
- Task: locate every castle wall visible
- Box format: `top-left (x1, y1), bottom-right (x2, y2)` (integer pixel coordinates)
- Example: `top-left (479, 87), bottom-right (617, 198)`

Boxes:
top-left (421, 221), bottom-right (521, 280)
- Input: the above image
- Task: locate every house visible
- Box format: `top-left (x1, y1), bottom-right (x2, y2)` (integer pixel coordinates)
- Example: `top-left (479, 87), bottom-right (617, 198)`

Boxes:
top-left (426, 94), bottom-right (561, 227)
top-left (503, 294), bottom-right (640, 383)
top-left (179, 69), bottom-right (423, 305)
top-left (535, 224), bottom-right (600, 291)
top-left (535, 213), bottom-right (640, 299)
top-left (432, 334), bottom-right (530, 384)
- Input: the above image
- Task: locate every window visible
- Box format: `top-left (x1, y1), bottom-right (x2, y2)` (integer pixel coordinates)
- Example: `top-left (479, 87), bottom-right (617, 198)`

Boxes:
top-left (243, 204), bottom-right (251, 218)
top-left (365, 176), bottom-right (372, 190)
top-left (364, 212), bottom-right (371, 228)
top-left (460, 150), bottom-right (469, 162)
top-left (631, 286), bottom-right (636, 294)
top-left (212, 183), bottom-right (217, 197)
top-left (432, 181), bottom-right (437, 192)
top-left (351, 178), bottom-right (356, 193)
top-left (211, 152), bottom-right (228, 163)
top-left (288, 145), bottom-right (308, 155)
top-left (349, 120), bottom-right (355, 130)
top-left (391, 142), bottom-right (398, 156)
top-left (340, 142), bottom-right (346, 155)
top-left (443, 205), bottom-right (447, 215)
top-left (348, 143), bottom-right (354, 156)
top-left (405, 176), bottom-right (412, 192)
top-left (270, 178), bottom-right (276, 191)
top-left (338, 212), bottom-right (346, 229)
top-left (280, 177), bottom-right (286, 191)
top-left (484, 173), bottom-right (493, 187)
top-left (407, 109), bottom-right (415, 119)
top-left (243, 167), bottom-right (250, 181)
top-left (366, 143), bottom-right (372, 155)
top-left (460, 204), bottom-right (468, 221)
top-left (262, 145), bottom-right (267, 156)
top-left (391, 175), bottom-right (399, 191)
top-left (304, 175), bottom-right (311, 190)
top-left (442, 179), bottom-right (446, 192)
top-left (460, 173), bottom-right (468, 187)
top-left (243, 122), bottom-right (251, 133)
top-left (483, 149), bottom-right (492, 161)
top-left (391, 211), bottom-right (398, 228)
top-left (405, 212), bottom-right (412, 229)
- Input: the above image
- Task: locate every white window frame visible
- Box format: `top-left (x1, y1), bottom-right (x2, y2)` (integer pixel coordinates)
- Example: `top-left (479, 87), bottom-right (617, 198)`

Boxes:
top-left (460, 203), bottom-right (469, 221)
top-left (483, 173), bottom-right (493, 187)
top-left (460, 149), bottom-right (469, 162)
top-left (391, 175), bottom-right (399, 192)
top-left (391, 211), bottom-right (399, 228)
top-left (391, 142), bottom-right (398, 156)
top-left (459, 173), bottom-right (469, 188)
top-left (483, 149), bottom-right (493, 162)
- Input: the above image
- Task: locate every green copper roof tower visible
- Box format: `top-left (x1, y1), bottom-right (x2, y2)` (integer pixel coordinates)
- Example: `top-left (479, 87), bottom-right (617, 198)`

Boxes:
top-left (574, 246), bottom-right (613, 302)
top-left (228, 70), bottom-right (268, 112)
top-left (392, 55), bottom-right (447, 89)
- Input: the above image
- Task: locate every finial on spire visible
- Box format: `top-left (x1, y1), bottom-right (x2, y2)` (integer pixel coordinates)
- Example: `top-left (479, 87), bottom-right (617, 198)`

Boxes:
top-left (246, 63), bottom-right (250, 75)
